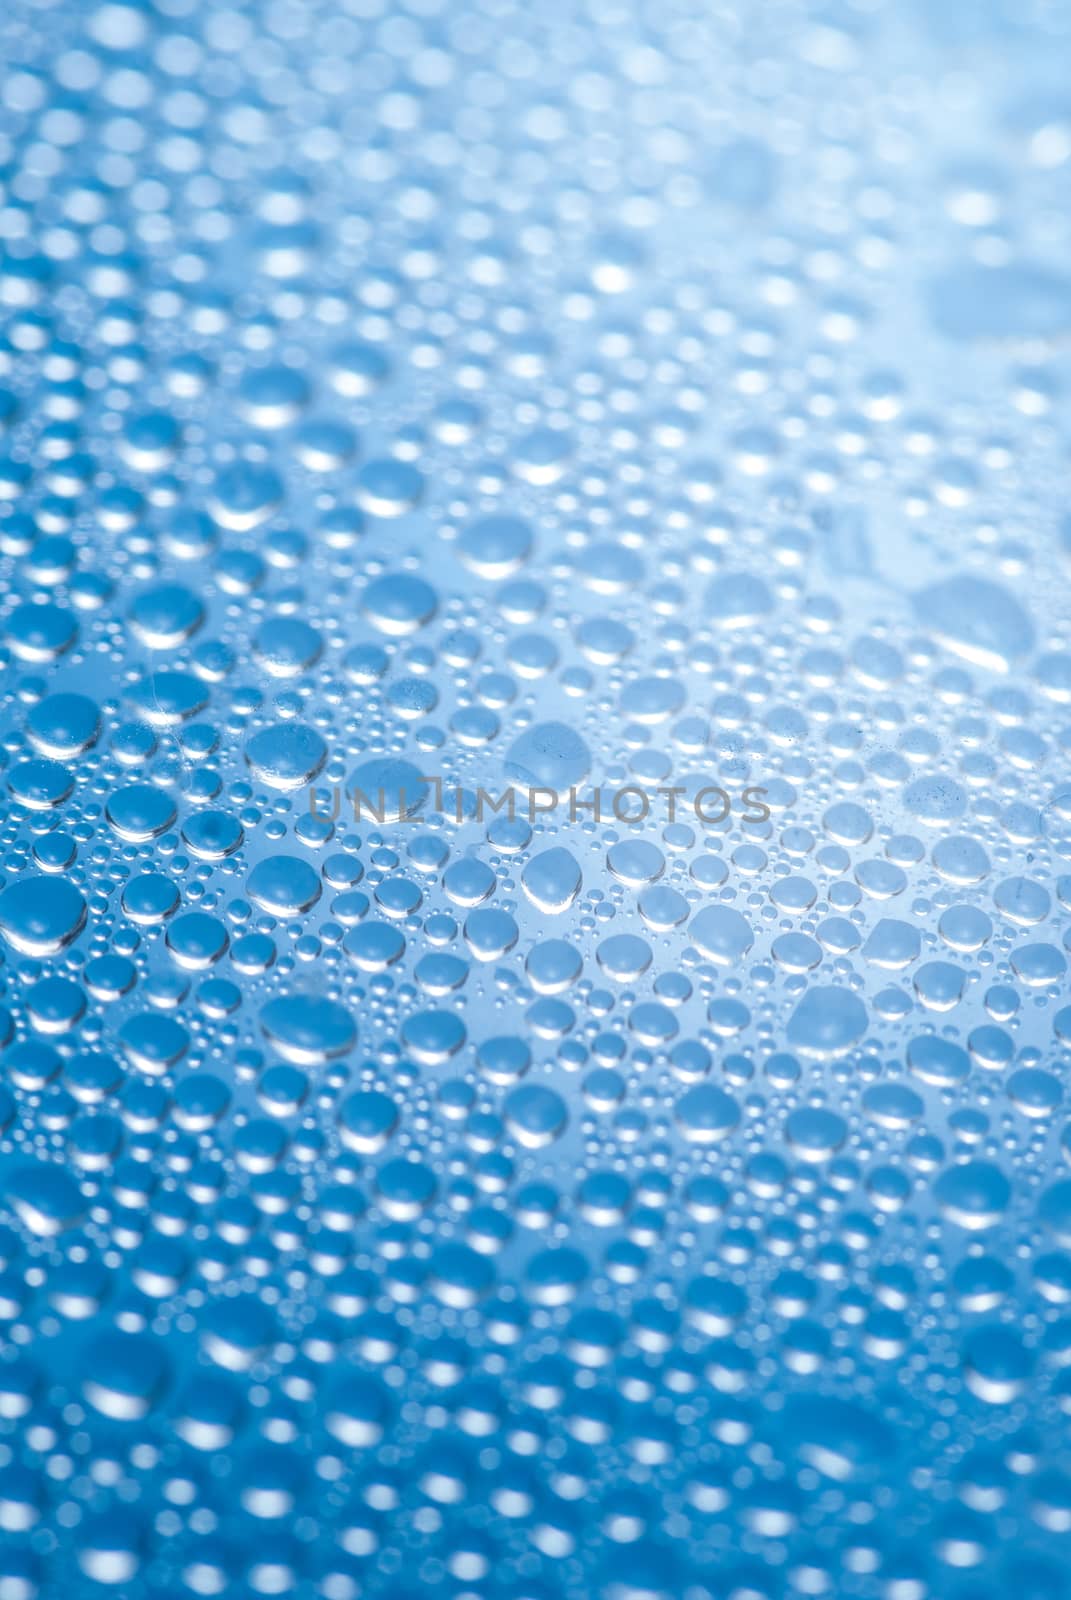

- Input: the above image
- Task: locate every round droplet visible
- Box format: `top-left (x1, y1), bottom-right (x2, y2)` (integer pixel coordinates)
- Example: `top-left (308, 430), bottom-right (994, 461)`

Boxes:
top-left (260, 994), bottom-right (356, 1064)
top-left (361, 572), bottom-right (437, 635)
top-left (247, 855), bottom-right (322, 916)
top-left (245, 724), bottom-right (327, 790)
top-left (457, 514), bottom-right (533, 578)
top-left (689, 905), bottom-right (754, 967)
top-left (504, 1084), bottom-right (568, 1148)
top-left (787, 987), bottom-right (868, 1058)
top-left (675, 1084), bottom-right (740, 1144)
top-left (506, 721), bottom-right (590, 792)
top-left (0, 876), bottom-right (86, 956)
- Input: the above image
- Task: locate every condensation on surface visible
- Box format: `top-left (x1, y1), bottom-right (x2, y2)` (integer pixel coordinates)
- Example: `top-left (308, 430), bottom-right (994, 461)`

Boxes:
top-left (0, 0), bottom-right (1071, 1596)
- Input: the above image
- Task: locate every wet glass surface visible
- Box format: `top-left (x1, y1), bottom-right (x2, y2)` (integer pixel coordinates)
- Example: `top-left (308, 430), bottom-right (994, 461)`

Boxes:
top-left (1, 0), bottom-right (1071, 1594)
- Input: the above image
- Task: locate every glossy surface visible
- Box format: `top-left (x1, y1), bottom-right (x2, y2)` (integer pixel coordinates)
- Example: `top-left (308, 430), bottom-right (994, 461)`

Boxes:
top-left (0, 0), bottom-right (1070, 1596)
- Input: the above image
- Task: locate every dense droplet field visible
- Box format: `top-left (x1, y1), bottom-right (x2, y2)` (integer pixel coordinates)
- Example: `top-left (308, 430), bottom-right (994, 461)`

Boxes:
top-left (2, 0), bottom-right (1071, 1595)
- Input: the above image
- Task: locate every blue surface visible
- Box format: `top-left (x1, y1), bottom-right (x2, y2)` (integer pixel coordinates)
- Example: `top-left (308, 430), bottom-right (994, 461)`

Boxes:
top-left (1, 0), bottom-right (1071, 1594)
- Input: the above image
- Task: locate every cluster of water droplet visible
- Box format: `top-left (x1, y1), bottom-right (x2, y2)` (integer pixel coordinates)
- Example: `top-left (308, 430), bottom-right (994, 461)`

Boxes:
top-left (2, 0), bottom-right (1071, 1594)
